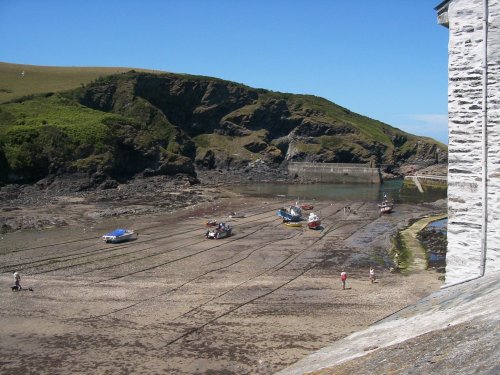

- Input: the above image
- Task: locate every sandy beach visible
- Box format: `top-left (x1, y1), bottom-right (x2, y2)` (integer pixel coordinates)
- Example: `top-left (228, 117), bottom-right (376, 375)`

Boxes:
top-left (0, 187), bottom-right (445, 374)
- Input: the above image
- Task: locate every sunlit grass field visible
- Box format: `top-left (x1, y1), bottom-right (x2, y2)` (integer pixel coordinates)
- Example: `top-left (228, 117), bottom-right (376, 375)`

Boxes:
top-left (0, 62), bottom-right (154, 103)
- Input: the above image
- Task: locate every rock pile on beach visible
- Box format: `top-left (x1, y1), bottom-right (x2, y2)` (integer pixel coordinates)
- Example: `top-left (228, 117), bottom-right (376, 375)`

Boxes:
top-left (0, 173), bottom-right (211, 233)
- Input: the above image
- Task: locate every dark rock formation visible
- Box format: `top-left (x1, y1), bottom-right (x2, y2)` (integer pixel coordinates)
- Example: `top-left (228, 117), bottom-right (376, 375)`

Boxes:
top-left (0, 71), bottom-right (448, 187)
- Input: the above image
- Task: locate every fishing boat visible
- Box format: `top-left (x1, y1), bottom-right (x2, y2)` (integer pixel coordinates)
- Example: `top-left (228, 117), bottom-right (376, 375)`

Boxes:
top-left (378, 194), bottom-right (394, 214)
top-left (307, 212), bottom-right (321, 229)
top-left (300, 203), bottom-right (314, 211)
top-left (277, 205), bottom-right (302, 222)
top-left (206, 222), bottom-right (232, 239)
top-left (102, 229), bottom-right (136, 243)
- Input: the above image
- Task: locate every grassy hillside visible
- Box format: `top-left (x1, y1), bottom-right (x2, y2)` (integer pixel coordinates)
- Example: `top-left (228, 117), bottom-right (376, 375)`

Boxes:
top-left (0, 63), bottom-right (447, 184)
top-left (0, 62), bottom-right (155, 103)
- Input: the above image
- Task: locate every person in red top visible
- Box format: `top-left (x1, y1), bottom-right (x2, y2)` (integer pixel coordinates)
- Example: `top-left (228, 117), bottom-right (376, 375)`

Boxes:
top-left (340, 269), bottom-right (347, 290)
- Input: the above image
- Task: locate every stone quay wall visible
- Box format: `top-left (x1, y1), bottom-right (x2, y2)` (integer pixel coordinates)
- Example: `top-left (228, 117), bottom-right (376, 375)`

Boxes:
top-left (287, 162), bottom-right (381, 184)
top-left (446, 0), bottom-right (500, 284)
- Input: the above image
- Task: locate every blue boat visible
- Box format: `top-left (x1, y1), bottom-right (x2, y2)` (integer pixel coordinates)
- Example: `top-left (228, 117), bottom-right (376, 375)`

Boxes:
top-left (277, 205), bottom-right (302, 222)
top-left (102, 228), bottom-right (136, 243)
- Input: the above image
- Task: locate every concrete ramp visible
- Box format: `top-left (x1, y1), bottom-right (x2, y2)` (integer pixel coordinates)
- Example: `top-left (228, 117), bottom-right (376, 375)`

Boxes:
top-left (412, 176), bottom-right (424, 193)
top-left (276, 272), bottom-right (500, 374)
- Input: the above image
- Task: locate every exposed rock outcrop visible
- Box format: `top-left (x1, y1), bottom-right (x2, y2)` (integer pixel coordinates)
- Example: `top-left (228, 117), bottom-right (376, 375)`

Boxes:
top-left (0, 71), bottom-right (448, 185)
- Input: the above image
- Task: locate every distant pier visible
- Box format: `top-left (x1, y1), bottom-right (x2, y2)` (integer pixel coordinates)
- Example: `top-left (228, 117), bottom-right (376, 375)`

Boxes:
top-left (288, 162), bottom-right (381, 184)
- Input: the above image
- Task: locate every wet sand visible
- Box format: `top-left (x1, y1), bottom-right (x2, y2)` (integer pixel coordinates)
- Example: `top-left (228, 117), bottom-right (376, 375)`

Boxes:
top-left (0, 192), bottom-right (445, 374)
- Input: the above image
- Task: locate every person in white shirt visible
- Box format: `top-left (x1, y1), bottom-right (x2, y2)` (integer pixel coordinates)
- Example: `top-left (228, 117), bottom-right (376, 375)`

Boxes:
top-left (369, 267), bottom-right (375, 284)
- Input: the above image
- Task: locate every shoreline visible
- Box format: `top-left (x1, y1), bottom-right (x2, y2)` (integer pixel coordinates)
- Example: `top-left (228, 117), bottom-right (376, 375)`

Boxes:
top-left (0, 180), bottom-right (446, 374)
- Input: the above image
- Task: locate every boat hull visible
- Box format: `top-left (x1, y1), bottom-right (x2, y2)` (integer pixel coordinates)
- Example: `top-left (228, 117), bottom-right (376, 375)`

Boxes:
top-left (379, 206), bottom-right (393, 214)
top-left (378, 202), bottom-right (393, 214)
top-left (307, 221), bottom-right (321, 229)
top-left (284, 222), bottom-right (303, 228)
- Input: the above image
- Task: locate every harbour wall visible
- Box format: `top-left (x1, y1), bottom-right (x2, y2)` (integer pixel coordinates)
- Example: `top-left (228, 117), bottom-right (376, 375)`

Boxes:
top-left (288, 162), bottom-right (381, 184)
top-left (403, 176), bottom-right (448, 190)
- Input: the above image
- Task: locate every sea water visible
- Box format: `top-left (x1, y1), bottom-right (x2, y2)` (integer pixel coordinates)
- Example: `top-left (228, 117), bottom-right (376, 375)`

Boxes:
top-left (228, 179), bottom-right (446, 204)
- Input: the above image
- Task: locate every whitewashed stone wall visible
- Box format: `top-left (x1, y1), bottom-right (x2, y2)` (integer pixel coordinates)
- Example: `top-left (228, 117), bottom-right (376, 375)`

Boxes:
top-left (446, 0), bottom-right (500, 284)
top-left (486, 1), bottom-right (500, 275)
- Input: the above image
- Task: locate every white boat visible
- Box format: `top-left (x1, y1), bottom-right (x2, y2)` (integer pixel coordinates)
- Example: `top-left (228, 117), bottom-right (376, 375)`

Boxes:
top-left (103, 229), bottom-right (136, 243)
top-left (307, 212), bottom-right (321, 229)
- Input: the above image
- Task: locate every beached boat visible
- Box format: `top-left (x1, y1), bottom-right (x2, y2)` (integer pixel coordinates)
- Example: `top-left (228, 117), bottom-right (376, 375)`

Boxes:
top-left (103, 229), bottom-right (136, 243)
top-left (206, 222), bottom-right (232, 239)
top-left (300, 203), bottom-right (314, 211)
top-left (378, 194), bottom-right (394, 214)
top-left (206, 219), bottom-right (218, 227)
top-left (277, 205), bottom-right (302, 222)
top-left (284, 222), bottom-right (303, 228)
top-left (228, 212), bottom-right (245, 218)
top-left (307, 212), bottom-right (321, 229)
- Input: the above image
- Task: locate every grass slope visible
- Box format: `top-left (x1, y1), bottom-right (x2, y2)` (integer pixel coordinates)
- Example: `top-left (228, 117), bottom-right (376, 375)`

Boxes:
top-left (0, 62), bottom-right (155, 103)
top-left (0, 62), bottom-right (447, 184)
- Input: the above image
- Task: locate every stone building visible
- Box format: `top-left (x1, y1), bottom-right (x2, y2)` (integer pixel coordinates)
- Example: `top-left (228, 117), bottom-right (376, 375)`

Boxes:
top-left (435, 0), bottom-right (500, 284)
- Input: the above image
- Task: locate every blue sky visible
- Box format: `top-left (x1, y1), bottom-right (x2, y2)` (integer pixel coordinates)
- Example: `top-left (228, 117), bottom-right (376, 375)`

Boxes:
top-left (0, 0), bottom-right (449, 144)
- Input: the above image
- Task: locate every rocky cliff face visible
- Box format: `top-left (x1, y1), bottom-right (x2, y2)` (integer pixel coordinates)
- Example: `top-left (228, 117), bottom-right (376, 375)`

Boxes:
top-left (0, 71), bottom-right (447, 185)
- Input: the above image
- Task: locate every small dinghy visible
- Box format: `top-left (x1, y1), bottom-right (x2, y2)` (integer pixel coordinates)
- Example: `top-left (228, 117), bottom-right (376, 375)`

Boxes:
top-left (206, 219), bottom-right (218, 227)
top-left (102, 229), bottom-right (136, 243)
top-left (284, 221), bottom-right (303, 228)
top-left (228, 212), bottom-right (245, 218)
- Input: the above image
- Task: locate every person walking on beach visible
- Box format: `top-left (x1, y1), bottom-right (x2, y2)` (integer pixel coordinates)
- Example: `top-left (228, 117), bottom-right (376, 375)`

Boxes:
top-left (369, 266), bottom-right (375, 284)
top-left (340, 269), bottom-right (347, 290)
top-left (13, 271), bottom-right (22, 290)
